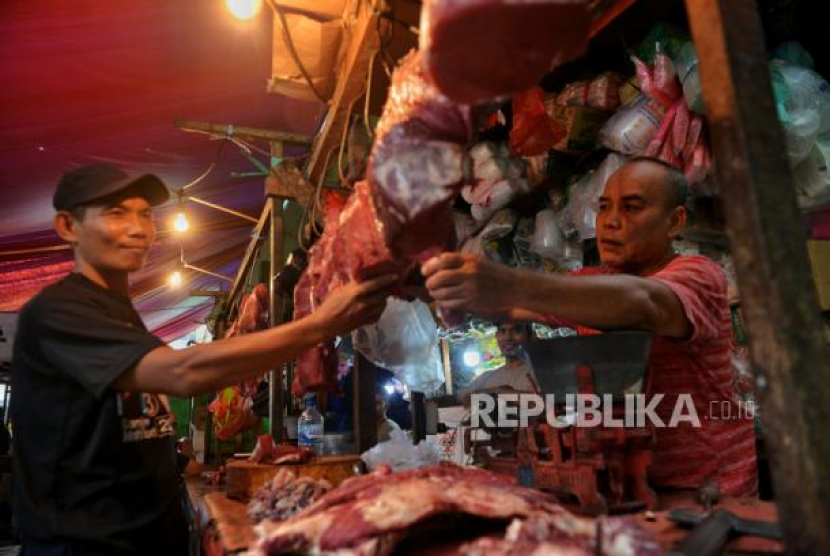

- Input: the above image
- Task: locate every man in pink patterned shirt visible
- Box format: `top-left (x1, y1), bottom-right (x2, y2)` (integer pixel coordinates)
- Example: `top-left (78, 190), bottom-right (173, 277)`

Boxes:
top-left (422, 157), bottom-right (757, 497)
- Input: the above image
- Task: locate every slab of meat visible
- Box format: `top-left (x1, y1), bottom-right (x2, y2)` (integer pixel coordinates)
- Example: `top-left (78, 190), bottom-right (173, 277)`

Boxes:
top-left (292, 181), bottom-right (403, 395)
top-left (461, 512), bottom-right (663, 556)
top-left (420, 0), bottom-right (590, 104)
top-left (292, 51), bottom-right (474, 395)
top-left (248, 435), bottom-right (315, 465)
top-left (248, 468), bottom-right (332, 523)
top-left (245, 465), bottom-right (570, 556)
top-left (239, 283), bottom-right (270, 333)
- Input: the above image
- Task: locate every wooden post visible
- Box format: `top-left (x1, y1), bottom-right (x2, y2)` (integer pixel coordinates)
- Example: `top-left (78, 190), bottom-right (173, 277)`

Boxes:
top-left (354, 354), bottom-right (377, 453)
top-left (685, 0), bottom-right (830, 551)
top-left (268, 198), bottom-right (286, 442)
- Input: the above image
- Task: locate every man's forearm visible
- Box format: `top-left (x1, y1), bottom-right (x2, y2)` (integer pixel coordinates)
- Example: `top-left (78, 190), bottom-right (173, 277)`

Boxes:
top-left (126, 314), bottom-right (331, 396)
top-left (180, 315), bottom-right (329, 393)
top-left (507, 270), bottom-right (659, 331)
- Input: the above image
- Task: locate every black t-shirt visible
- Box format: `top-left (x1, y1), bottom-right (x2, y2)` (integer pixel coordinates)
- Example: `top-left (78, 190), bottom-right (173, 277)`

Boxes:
top-left (10, 273), bottom-right (188, 555)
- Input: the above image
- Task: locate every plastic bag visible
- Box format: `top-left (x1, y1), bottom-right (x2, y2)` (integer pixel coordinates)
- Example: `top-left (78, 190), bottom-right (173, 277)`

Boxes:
top-left (208, 386), bottom-right (259, 441)
top-left (586, 72), bottom-right (624, 111)
top-left (771, 41), bottom-right (814, 70)
top-left (556, 72), bottom-right (623, 111)
top-left (524, 153), bottom-right (551, 186)
top-left (794, 134), bottom-right (830, 211)
top-left (675, 42), bottom-right (705, 114)
top-left (599, 94), bottom-right (666, 155)
top-left (353, 299), bottom-right (444, 394)
top-left (530, 209), bottom-right (566, 261)
top-left (513, 217), bottom-right (542, 269)
top-left (361, 429), bottom-right (441, 471)
top-left (636, 23), bottom-right (690, 65)
top-left (452, 211), bottom-right (477, 246)
top-left (652, 52), bottom-right (681, 107)
top-left (460, 233), bottom-right (486, 258)
top-left (560, 154), bottom-right (627, 240)
top-left (480, 209), bottom-right (518, 240)
top-left (771, 61), bottom-right (829, 164)
top-left (510, 87), bottom-right (565, 156)
top-left (470, 178), bottom-right (531, 222)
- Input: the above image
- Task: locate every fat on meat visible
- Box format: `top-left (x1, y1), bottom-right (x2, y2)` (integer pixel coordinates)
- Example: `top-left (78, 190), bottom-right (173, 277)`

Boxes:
top-left (420, 0), bottom-right (590, 104)
top-left (461, 512), bottom-right (663, 556)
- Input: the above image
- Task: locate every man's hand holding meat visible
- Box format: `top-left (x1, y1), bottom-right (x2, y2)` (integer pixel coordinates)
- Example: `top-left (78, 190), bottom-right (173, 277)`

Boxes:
top-left (422, 253), bottom-right (517, 320)
top-left (307, 274), bottom-right (397, 338)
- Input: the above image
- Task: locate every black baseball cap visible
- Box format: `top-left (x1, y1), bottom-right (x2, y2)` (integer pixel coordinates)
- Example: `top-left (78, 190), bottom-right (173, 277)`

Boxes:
top-left (53, 163), bottom-right (170, 211)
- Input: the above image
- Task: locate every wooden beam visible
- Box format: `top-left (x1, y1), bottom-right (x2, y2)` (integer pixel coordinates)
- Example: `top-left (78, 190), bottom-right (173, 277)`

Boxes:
top-left (175, 119), bottom-right (314, 146)
top-left (304, 0), bottom-right (381, 186)
top-left (264, 160), bottom-right (315, 207)
top-left (268, 197), bottom-right (286, 443)
top-left (188, 290), bottom-right (226, 298)
top-left (354, 354), bottom-right (378, 453)
top-left (227, 199), bottom-right (271, 310)
top-left (685, 0), bottom-right (830, 551)
top-left (588, 0), bottom-right (638, 39)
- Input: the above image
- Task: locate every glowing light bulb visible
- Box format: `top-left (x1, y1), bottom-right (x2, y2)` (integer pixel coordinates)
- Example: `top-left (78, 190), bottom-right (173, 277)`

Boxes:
top-left (173, 211), bottom-right (189, 233)
top-left (169, 270), bottom-right (183, 288)
top-left (463, 350), bottom-right (481, 368)
top-left (226, 0), bottom-right (263, 20)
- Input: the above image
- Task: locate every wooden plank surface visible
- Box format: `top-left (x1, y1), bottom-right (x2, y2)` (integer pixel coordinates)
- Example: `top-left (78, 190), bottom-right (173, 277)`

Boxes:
top-left (204, 492), bottom-right (256, 554)
top-left (685, 0), bottom-right (830, 552)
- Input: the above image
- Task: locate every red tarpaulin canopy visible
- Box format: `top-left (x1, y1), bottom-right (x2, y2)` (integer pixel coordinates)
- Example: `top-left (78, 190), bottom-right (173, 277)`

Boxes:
top-left (0, 0), bottom-right (324, 341)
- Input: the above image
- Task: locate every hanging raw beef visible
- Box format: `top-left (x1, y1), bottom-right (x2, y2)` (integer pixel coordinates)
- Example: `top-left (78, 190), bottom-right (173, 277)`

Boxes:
top-left (420, 0), bottom-right (590, 104)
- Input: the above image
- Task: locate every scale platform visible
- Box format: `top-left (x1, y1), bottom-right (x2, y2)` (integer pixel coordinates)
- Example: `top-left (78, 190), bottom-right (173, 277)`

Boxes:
top-left (526, 330), bottom-right (653, 399)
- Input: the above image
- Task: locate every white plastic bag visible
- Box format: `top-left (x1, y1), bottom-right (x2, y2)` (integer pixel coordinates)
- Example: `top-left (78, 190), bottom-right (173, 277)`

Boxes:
top-left (794, 134), bottom-right (830, 211)
top-left (361, 429), bottom-right (441, 471)
top-left (470, 178), bottom-right (531, 222)
top-left (560, 154), bottom-right (627, 240)
top-left (480, 209), bottom-right (518, 240)
top-left (529, 209), bottom-right (566, 260)
top-left (772, 62), bottom-right (830, 164)
top-left (353, 299), bottom-right (444, 394)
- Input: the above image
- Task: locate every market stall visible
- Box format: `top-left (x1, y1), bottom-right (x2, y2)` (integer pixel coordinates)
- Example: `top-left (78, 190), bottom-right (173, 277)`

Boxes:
top-left (175, 0), bottom-right (830, 555)
top-left (3, 0), bottom-right (830, 554)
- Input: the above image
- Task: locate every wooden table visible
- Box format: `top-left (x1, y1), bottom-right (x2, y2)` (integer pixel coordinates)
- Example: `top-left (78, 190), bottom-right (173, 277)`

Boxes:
top-left (185, 478), bottom-right (253, 556)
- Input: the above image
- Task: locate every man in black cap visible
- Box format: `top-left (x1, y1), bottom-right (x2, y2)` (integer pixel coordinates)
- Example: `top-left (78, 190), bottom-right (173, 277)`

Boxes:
top-left (11, 163), bottom-right (396, 555)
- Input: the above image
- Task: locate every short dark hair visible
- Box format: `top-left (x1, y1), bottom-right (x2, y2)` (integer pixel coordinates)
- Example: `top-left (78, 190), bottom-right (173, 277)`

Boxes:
top-left (626, 156), bottom-right (688, 209)
top-left (68, 205), bottom-right (87, 222)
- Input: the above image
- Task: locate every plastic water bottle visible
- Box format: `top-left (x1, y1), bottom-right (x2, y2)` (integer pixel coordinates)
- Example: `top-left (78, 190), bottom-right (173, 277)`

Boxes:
top-left (297, 396), bottom-right (324, 455)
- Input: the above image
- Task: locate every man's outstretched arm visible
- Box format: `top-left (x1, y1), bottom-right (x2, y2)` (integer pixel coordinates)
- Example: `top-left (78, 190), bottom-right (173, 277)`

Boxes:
top-left (114, 274), bottom-right (397, 396)
top-left (422, 253), bottom-right (691, 338)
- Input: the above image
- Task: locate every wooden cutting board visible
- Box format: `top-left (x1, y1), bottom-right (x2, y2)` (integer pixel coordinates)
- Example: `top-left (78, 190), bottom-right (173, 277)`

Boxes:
top-left (225, 455), bottom-right (361, 501)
